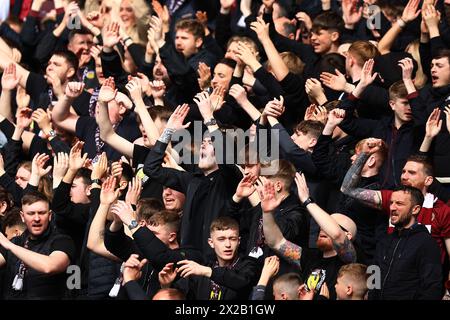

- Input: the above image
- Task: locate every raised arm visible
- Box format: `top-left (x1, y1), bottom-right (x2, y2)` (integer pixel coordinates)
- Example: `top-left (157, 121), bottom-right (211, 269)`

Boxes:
top-left (377, 0), bottom-right (421, 54)
top-left (420, 108), bottom-right (442, 153)
top-left (52, 82), bottom-right (84, 133)
top-left (250, 17), bottom-right (289, 81)
top-left (340, 142), bottom-right (383, 210)
top-left (87, 175), bottom-right (121, 262)
top-left (0, 38), bottom-right (30, 88)
top-left (0, 63), bottom-right (20, 122)
top-left (295, 172), bottom-right (356, 263)
top-left (96, 77), bottom-right (134, 158)
top-left (257, 177), bottom-right (302, 269)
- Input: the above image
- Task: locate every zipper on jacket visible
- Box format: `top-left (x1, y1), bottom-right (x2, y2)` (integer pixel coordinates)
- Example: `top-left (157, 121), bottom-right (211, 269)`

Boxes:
top-left (381, 238), bottom-right (402, 299)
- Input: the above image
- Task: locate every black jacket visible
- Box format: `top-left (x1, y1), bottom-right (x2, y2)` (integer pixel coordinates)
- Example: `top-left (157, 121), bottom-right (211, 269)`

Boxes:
top-left (409, 85), bottom-right (450, 177)
top-left (175, 256), bottom-right (259, 300)
top-left (371, 223), bottom-right (443, 300)
top-left (339, 94), bottom-right (423, 188)
top-left (143, 139), bottom-right (242, 257)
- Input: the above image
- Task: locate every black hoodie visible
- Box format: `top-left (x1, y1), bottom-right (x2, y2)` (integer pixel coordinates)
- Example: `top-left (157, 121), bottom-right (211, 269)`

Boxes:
top-left (370, 223), bottom-right (443, 300)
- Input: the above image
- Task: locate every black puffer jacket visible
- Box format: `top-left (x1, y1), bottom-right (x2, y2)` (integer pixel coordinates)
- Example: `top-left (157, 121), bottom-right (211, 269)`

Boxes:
top-left (370, 223), bottom-right (443, 300)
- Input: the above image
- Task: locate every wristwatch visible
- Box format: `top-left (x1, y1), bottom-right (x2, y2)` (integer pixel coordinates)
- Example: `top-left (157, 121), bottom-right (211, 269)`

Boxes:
top-left (128, 220), bottom-right (139, 231)
top-left (204, 118), bottom-right (217, 126)
top-left (91, 179), bottom-right (102, 185)
top-left (47, 129), bottom-right (57, 139)
top-left (302, 197), bottom-right (314, 207)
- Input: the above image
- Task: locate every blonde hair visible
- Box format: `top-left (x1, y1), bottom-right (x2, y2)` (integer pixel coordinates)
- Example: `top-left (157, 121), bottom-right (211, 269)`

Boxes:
top-left (122, 0), bottom-right (151, 45)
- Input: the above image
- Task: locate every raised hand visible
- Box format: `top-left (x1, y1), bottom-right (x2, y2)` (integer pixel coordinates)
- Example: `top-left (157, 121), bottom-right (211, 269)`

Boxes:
top-left (125, 78), bottom-right (143, 103)
top-left (150, 80), bottom-right (166, 100)
top-left (342, 0), bottom-right (363, 28)
top-left (353, 59), bottom-right (377, 98)
top-left (422, 4), bottom-right (440, 30)
top-left (326, 108), bottom-right (346, 127)
top-left (86, 10), bottom-right (103, 29)
top-left (197, 62), bottom-right (211, 91)
top-left (158, 262), bottom-right (178, 288)
top-left (305, 78), bottom-right (326, 104)
top-left (31, 108), bottom-right (52, 133)
top-left (110, 160), bottom-right (123, 181)
top-left (135, 73), bottom-right (151, 97)
top-left (235, 41), bottom-right (259, 69)
top-left (149, 16), bottom-right (164, 47)
top-left (210, 85), bottom-right (226, 112)
top-left (69, 141), bottom-right (88, 172)
top-left (360, 138), bottom-right (384, 154)
top-left (320, 69), bottom-right (349, 92)
top-left (250, 17), bottom-right (270, 43)
top-left (398, 58), bottom-right (414, 81)
top-left (256, 177), bottom-right (283, 213)
top-left (1, 63), bottom-right (20, 90)
top-left (15, 106), bottom-right (32, 129)
top-left (194, 91), bottom-right (214, 120)
top-left (166, 104), bottom-right (191, 131)
top-left (152, 0), bottom-right (170, 32)
top-left (401, 0), bottom-right (421, 23)
top-left (425, 108), bottom-right (442, 138)
top-left (102, 21), bottom-right (121, 48)
top-left (91, 152), bottom-right (108, 180)
top-left (294, 172), bottom-right (310, 203)
top-left (32, 153), bottom-right (52, 178)
top-left (444, 105), bottom-right (450, 134)
top-left (295, 12), bottom-right (313, 31)
top-left (110, 200), bottom-right (135, 225)
top-left (65, 82), bottom-right (85, 99)
top-left (53, 152), bottom-right (69, 182)
top-left (123, 254), bottom-right (148, 283)
top-left (100, 176), bottom-right (119, 205)
top-left (260, 255), bottom-right (280, 282)
top-left (46, 70), bottom-right (64, 98)
top-left (235, 174), bottom-right (258, 200)
top-left (98, 77), bottom-right (117, 103)
top-left (262, 96), bottom-right (285, 119)
top-left (229, 84), bottom-right (248, 105)
top-left (125, 176), bottom-right (142, 206)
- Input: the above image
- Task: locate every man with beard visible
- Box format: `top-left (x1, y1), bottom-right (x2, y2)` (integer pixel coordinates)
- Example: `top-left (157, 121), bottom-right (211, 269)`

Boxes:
top-left (0, 48), bottom-right (92, 116)
top-left (341, 143), bottom-right (450, 299)
top-left (369, 186), bottom-right (442, 300)
top-left (259, 174), bottom-right (358, 300)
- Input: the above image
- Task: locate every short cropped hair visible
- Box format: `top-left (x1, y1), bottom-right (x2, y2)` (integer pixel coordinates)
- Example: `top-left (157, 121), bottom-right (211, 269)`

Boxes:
top-left (406, 154), bottom-right (434, 177)
top-left (210, 216), bottom-right (239, 234)
top-left (147, 210), bottom-right (181, 233)
top-left (261, 159), bottom-right (296, 189)
top-left (393, 185), bottom-right (424, 208)
top-left (21, 191), bottom-right (50, 207)
top-left (311, 11), bottom-right (344, 36)
top-left (175, 18), bottom-right (204, 39)
top-left (295, 120), bottom-right (325, 140)
top-left (348, 40), bottom-right (380, 67)
top-left (388, 81), bottom-right (408, 100)
top-left (136, 198), bottom-right (164, 223)
top-left (337, 263), bottom-right (368, 298)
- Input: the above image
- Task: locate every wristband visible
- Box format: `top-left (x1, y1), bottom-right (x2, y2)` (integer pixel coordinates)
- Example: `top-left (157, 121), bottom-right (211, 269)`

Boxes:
top-left (397, 18), bottom-right (406, 28)
top-left (159, 127), bottom-right (176, 144)
top-left (91, 179), bottom-right (102, 185)
top-left (302, 197), bottom-right (314, 207)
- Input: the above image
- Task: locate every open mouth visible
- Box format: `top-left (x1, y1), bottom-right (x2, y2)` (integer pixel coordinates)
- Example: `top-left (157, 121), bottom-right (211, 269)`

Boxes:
top-left (431, 75), bottom-right (439, 84)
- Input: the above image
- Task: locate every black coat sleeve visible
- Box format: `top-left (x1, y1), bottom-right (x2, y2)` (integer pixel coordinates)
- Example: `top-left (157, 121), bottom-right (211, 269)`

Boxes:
top-left (210, 257), bottom-right (259, 291)
top-left (104, 226), bottom-right (139, 262)
top-left (123, 280), bottom-right (150, 300)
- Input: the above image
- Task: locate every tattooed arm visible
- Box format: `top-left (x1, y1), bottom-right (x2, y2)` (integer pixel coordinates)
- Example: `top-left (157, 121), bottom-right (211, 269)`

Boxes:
top-left (262, 211), bottom-right (302, 269)
top-left (340, 152), bottom-right (382, 210)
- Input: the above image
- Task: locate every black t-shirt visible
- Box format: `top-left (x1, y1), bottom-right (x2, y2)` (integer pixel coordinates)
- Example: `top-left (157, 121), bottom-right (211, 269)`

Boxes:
top-left (0, 227), bottom-right (75, 299)
top-left (133, 144), bottom-right (163, 201)
top-left (26, 72), bottom-right (92, 116)
top-left (75, 113), bottom-right (141, 161)
top-left (300, 248), bottom-right (345, 300)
